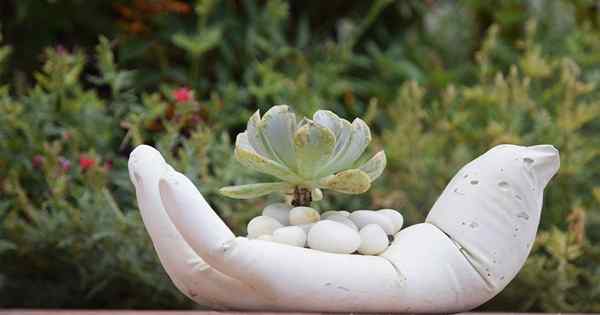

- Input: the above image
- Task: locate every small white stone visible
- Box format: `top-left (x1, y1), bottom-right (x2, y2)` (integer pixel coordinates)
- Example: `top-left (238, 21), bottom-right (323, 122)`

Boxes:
top-left (349, 210), bottom-right (395, 235)
top-left (358, 224), bottom-right (389, 255)
top-left (247, 216), bottom-right (283, 239)
top-left (324, 214), bottom-right (358, 230)
top-left (256, 234), bottom-right (274, 241)
top-left (289, 206), bottom-right (320, 225)
top-left (376, 209), bottom-right (404, 234)
top-left (307, 220), bottom-right (360, 254)
top-left (272, 226), bottom-right (307, 247)
top-left (321, 210), bottom-right (350, 219)
top-left (320, 210), bottom-right (337, 219)
top-left (337, 211), bottom-right (351, 217)
top-left (262, 203), bottom-right (292, 225)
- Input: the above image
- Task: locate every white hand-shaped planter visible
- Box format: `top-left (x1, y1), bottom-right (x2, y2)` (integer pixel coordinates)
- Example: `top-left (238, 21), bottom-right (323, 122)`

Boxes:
top-left (128, 143), bottom-right (559, 312)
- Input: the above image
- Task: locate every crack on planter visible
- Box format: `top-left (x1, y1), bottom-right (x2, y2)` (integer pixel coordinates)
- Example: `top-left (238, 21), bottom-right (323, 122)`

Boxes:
top-left (427, 222), bottom-right (496, 291)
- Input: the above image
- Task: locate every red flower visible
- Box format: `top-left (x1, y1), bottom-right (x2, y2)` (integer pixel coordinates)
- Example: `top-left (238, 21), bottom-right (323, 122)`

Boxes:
top-left (32, 155), bottom-right (45, 169)
top-left (172, 87), bottom-right (193, 103)
top-left (79, 154), bottom-right (96, 171)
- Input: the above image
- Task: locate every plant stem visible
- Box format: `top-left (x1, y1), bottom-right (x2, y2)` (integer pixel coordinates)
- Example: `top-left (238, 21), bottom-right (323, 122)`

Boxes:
top-left (291, 186), bottom-right (312, 207)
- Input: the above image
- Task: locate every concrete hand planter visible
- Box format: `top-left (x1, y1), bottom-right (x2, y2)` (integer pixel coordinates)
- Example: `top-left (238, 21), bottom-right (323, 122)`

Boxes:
top-left (128, 106), bottom-right (559, 312)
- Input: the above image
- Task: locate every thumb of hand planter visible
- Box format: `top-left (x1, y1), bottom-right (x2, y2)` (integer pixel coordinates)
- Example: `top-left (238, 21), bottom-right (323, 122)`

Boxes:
top-left (128, 108), bottom-right (559, 312)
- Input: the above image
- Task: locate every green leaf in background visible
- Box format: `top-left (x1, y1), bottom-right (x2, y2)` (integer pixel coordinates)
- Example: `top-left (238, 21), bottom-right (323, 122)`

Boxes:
top-left (172, 27), bottom-right (222, 57)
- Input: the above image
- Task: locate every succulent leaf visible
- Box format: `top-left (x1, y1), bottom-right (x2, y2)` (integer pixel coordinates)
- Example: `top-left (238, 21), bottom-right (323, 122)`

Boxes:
top-left (219, 182), bottom-right (292, 199)
top-left (318, 169), bottom-right (371, 194)
top-left (259, 105), bottom-right (298, 170)
top-left (293, 120), bottom-right (336, 178)
top-left (246, 110), bottom-right (271, 158)
top-left (234, 132), bottom-right (301, 183)
top-left (332, 118), bottom-right (353, 154)
top-left (313, 110), bottom-right (343, 138)
top-left (358, 150), bottom-right (387, 181)
top-left (321, 118), bottom-right (371, 174)
top-left (316, 118), bottom-right (353, 177)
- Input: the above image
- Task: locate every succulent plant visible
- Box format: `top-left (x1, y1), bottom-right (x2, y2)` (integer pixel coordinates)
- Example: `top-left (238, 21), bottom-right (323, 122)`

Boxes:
top-left (219, 105), bottom-right (386, 205)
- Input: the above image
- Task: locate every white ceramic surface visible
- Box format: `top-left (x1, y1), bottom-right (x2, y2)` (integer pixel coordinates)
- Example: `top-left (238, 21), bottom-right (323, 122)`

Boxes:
top-left (128, 143), bottom-right (559, 312)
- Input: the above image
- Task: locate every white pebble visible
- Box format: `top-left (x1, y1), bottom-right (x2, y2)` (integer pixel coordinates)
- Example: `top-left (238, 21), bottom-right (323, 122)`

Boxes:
top-left (324, 214), bottom-right (358, 230)
top-left (262, 203), bottom-right (292, 225)
top-left (320, 210), bottom-right (336, 219)
top-left (321, 210), bottom-right (350, 219)
top-left (247, 216), bottom-right (283, 239)
top-left (307, 220), bottom-right (360, 254)
top-left (376, 209), bottom-right (404, 234)
top-left (358, 224), bottom-right (389, 255)
top-left (256, 234), bottom-right (274, 241)
top-left (272, 226), bottom-right (307, 247)
top-left (289, 207), bottom-right (320, 225)
top-left (349, 210), bottom-right (395, 235)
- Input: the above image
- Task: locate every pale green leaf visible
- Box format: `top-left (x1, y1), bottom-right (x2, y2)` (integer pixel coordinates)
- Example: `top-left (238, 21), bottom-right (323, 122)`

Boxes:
top-left (313, 110), bottom-right (343, 137)
top-left (246, 110), bottom-right (272, 158)
top-left (293, 120), bottom-right (336, 177)
top-left (258, 105), bottom-right (298, 170)
top-left (234, 133), bottom-right (300, 183)
top-left (358, 150), bottom-right (386, 181)
top-left (318, 169), bottom-right (371, 194)
top-left (320, 118), bottom-right (371, 175)
top-left (219, 182), bottom-right (292, 199)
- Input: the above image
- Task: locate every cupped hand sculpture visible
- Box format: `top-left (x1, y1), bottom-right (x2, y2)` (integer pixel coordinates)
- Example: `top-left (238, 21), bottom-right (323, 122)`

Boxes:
top-left (128, 143), bottom-right (558, 312)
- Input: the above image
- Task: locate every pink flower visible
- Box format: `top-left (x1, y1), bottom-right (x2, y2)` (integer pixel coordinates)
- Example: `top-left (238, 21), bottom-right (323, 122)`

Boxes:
top-left (56, 45), bottom-right (67, 55)
top-left (172, 87), bottom-right (193, 103)
top-left (62, 131), bottom-right (72, 141)
top-left (79, 154), bottom-right (95, 171)
top-left (32, 155), bottom-right (45, 169)
top-left (59, 157), bottom-right (71, 172)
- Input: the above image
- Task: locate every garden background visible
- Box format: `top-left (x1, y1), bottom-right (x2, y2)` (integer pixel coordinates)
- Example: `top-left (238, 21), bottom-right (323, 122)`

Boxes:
top-left (0, 0), bottom-right (599, 312)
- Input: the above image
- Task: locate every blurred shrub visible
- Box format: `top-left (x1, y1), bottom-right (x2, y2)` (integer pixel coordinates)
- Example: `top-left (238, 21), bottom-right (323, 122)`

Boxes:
top-left (0, 0), bottom-right (599, 311)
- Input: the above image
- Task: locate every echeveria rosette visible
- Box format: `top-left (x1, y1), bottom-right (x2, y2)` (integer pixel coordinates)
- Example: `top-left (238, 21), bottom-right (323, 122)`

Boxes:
top-left (219, 105), bottom-right (386, 199)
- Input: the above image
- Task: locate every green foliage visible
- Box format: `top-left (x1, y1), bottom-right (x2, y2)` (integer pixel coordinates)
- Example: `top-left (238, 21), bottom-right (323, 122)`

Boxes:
top-left (0, 0), bottom-right (599, 311)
